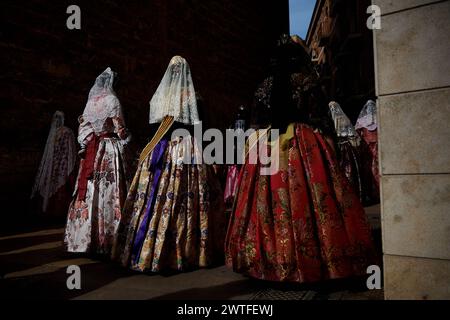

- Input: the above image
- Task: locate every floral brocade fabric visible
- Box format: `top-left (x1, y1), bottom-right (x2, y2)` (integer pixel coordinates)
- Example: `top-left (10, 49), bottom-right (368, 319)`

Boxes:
top-left (337, 137), bottom-right (363, 202)
top-left (225, 123), bottom-right (376, 283)
top-left (358, 128), bottom-right (380, 202)
top-left (64, 137), bottom-right (128, 254)
top-left (113, 136), bottom-right (225, 273)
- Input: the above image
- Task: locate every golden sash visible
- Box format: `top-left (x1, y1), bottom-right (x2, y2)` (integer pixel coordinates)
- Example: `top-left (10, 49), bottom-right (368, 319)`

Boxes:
top-left (138, 116), bottom-right (175, 165)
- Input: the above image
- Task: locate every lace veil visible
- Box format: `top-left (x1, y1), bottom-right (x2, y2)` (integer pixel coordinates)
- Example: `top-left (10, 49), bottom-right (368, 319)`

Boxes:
top-left (82, 67), bottom-right (123, 134)
top-left (31, 111), bottom-right (76, 211)
top-left (149, 56), bottom-right (199, 125)
top-left (355, 100), bottom-right (377, 131)
top-left (329, 101), bottom-right (358, 138)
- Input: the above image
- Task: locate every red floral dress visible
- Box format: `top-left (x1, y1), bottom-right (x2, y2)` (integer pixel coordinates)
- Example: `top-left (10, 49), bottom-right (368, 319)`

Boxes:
top-left (225, 123), bottom-right (376, 283)
top-left (358, 128), bottom-right (380, 202)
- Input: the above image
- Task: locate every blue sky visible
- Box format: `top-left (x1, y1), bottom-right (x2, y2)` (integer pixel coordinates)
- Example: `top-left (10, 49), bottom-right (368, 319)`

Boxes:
top-left (289, 0), bottom-right (316, 39)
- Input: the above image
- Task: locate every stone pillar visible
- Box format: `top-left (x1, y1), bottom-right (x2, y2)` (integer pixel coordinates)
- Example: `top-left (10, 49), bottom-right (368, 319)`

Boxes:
top-left (373, 0), bottom-right (450, 299)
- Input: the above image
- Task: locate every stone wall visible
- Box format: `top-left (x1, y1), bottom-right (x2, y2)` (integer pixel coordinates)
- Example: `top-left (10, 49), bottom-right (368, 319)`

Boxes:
top-left (0, 0), bottom-right (289, 223)
top-left (373, 0), bottom-right (450, 299)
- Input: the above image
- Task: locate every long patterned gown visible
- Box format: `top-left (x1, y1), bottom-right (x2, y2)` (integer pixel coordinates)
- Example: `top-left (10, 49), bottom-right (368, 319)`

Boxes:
top-left (225, 45), bottom-right (376, 282)
top-left (113, 134), bottom-right (225, 272)
top-left (64, 67), bottom-right (130, 255)
top-left (225, 123), bottom-right (376, 283)
top-left (31, 111), bottom-right (77, 217)
top-left (64, 116), bottom-right (129, 254)
top-left (356, 100), bottom-right (380, 203)
top-left (112, 56), bottom-right (225, 272)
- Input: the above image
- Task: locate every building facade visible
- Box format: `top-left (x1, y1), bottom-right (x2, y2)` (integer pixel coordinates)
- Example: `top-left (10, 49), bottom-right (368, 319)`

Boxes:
top-left (306, 0), bottom-right (375, 122)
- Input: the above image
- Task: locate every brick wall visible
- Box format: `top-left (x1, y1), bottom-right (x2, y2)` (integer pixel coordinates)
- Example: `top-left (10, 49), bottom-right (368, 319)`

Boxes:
top-left (0, 0), bottom-right (289, 221)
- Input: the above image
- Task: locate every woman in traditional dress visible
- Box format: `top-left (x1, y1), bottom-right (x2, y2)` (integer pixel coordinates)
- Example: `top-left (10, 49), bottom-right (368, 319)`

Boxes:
top-left (225, 36), bottom-right (376, 283)
top-left (31, 111), bottom-right (76, 217)
top-left (224, 106), bottom-right (248, 207)
top-left (64, 67), bottom-right (130, 255)
top-left (112, 56), bottom-right (225, 272)
top-left (328, 101), bottom-right (363, 201)
top-left (356, 100), bottom-right (379, 203)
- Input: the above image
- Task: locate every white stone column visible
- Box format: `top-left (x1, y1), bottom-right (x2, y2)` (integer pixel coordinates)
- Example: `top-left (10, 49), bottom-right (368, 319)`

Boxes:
top-left (373, 0), bottom-right (450, 299)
